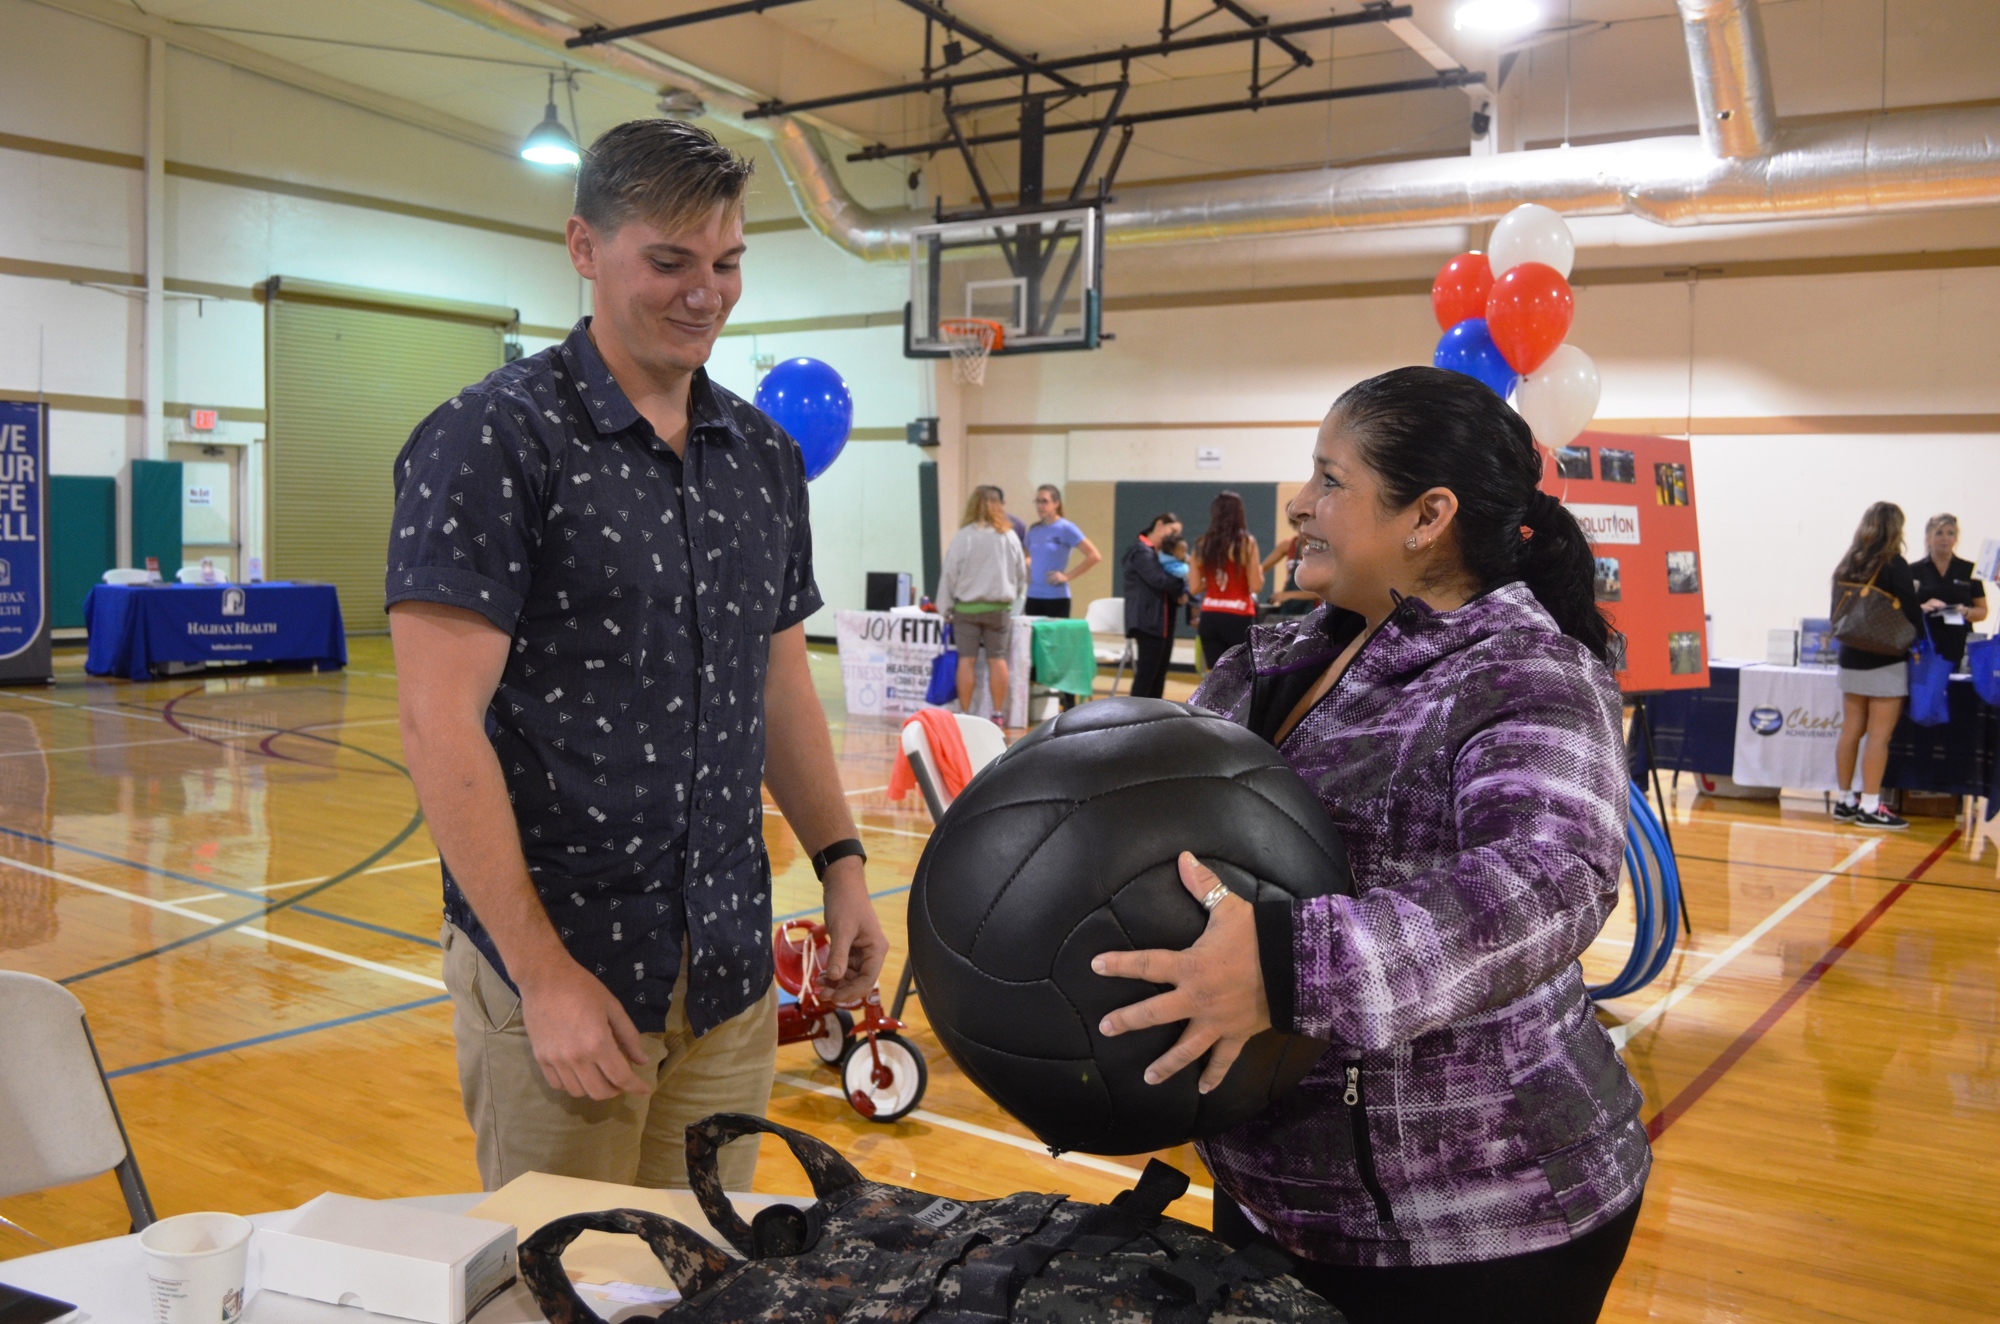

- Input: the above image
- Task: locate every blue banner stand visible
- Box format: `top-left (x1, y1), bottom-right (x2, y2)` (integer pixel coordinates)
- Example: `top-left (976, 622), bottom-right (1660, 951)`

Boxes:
top-left (0, 402), bottom-right (53, 684)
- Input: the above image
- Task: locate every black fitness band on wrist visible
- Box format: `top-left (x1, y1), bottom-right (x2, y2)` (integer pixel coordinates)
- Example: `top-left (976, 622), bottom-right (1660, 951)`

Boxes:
top-left (810, 837), bottom-right (867, 881)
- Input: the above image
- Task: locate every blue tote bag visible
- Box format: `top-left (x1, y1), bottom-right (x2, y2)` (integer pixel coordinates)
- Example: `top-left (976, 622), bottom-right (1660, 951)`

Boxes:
top-left (924, 624), bottom-right (959, 706)
top-left (1968, 636), bottom-right (2000, 707)
top-left (1908, 621), bottom-right (1952, 727)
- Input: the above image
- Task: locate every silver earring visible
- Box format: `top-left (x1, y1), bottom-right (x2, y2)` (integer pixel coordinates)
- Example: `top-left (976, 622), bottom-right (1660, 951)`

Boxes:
top-left (1406, 535), bottom-right (1420, 551)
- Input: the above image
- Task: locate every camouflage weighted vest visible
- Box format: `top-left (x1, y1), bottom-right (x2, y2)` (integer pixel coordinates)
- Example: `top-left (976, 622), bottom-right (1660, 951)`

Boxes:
top-left (519, 1113), bottom-right (1341, 1324)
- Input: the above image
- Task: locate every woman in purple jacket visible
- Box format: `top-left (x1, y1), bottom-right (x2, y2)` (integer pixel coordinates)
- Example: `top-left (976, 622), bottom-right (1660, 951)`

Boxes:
top-left (1097, 367), bottom-right (1647, 1323)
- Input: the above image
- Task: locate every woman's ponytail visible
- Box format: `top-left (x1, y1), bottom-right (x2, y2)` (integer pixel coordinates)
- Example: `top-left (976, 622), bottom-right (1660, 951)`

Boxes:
top-left (1518, 490), bottom-right (1612, 661)
top-left (1332, 366), bottom-right (1615, 663)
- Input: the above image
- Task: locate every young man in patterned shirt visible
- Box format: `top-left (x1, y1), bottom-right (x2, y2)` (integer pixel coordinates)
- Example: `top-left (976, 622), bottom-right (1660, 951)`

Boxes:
top-left (387, 120), bottom-right (886, 1191)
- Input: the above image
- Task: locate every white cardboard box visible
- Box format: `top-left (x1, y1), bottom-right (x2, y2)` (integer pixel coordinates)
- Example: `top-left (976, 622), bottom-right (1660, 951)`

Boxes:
top-left (258, 1194), bottom-right (517, 1324)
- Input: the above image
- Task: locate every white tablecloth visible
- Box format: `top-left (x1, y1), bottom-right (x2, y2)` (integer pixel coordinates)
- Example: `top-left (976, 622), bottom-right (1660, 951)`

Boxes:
top-left (0, 1190), bottom-right (780, 1324)
top-left (1730, 663), bottom-right (1847, 791)
top-left (834, 608), bottom-right (1030, 727)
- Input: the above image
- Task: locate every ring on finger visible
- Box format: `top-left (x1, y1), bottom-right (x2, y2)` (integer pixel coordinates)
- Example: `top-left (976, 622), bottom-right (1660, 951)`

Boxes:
top-left (1200, 881), bottom-right (1232, 912)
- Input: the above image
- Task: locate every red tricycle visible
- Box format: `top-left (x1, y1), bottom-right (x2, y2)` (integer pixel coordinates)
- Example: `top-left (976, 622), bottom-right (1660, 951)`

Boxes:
top-left (773, 919), bottom-right (928, 1123)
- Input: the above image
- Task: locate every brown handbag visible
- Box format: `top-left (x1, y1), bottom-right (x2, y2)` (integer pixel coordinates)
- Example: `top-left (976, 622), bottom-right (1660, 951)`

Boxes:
top-left (1831, 573), bottom-right (1916, 657)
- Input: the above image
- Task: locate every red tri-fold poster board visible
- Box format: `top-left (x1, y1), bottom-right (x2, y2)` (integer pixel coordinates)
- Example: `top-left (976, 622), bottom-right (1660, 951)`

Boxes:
top-left (1541, 431), bottom-right (1708, 694)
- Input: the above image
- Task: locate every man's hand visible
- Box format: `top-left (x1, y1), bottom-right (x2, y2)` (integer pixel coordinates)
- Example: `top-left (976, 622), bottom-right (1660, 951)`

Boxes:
top-left (516, 956), bottom-right (652, 1100)
top-left (1093, 853), bottom-right (1271, 1094)
top-left (819, 856), bottom-right (889, 1003)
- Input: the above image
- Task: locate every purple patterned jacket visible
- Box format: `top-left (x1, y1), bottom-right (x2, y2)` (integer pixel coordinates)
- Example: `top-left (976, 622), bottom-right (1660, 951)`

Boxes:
top-left (1191, 583), bottom-right (1649, 1268)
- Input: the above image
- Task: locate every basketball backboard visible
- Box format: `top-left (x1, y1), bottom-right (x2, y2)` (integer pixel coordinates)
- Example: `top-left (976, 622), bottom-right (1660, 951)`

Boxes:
top-left (905, 206), bottom-right (1102, 358)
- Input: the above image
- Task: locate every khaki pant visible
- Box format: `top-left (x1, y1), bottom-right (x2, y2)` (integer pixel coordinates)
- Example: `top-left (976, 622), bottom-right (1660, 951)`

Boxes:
top-left (442, 922), bottom-right (778, 1192)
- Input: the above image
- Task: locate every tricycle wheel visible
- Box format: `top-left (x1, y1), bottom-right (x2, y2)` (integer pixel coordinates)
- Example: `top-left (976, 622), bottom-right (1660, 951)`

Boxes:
top-left (812, 1009), bottom-right (854, 1067)
top-left (842, 1032), bottom-right (927, 1123)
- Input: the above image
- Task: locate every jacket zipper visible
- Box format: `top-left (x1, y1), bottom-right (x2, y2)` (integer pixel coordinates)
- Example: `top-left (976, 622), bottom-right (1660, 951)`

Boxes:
top-left (1344, 1064), bottom-right (1394, 1225)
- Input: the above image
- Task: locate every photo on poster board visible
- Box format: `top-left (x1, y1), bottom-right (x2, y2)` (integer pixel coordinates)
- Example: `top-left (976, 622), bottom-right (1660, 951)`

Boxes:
top-left (1593, 558), bottom-right (1622, 603)
top-left (1668, 631), bottom-right (1703, 675)
top-left (1599, 449), bottom-right (1635, 483)
top-left (1654, 462), bottom-right (1689, 506)
top-left (1666, 551), bottom-right (1700, 594)
top-left (1555, 446), bottom-right (1593, 480)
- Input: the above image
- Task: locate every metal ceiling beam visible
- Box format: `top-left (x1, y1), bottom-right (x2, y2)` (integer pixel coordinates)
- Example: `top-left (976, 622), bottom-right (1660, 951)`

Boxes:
top-left (566, 0), bottom-right (816, 48)
top-left (849, 69), bottom-right (1487, 162)
top-left (888, 0), bottom-right (1082, 91)
top-left (1212, 0), bottom-right (1312, 69)
top-left (746, 5), bottom-right (1411, 119)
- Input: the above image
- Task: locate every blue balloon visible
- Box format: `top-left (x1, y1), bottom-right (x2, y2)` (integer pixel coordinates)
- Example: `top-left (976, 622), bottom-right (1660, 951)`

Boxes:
top-left (754, 357), bottom-right (853, 480)
top-left (1433, 318), bottom-right (1519, 401)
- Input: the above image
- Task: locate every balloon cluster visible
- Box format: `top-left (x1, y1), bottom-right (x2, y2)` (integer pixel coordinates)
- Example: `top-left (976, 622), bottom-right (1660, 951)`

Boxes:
top-left (1430, 204), bottom-right (1602, 448)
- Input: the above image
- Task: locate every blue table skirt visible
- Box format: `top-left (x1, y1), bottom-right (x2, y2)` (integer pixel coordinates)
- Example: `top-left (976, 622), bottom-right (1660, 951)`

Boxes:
top-left (1633, 662), bottom-right (1999, 800)
top-left (83, 583), bottom-right (347, 681)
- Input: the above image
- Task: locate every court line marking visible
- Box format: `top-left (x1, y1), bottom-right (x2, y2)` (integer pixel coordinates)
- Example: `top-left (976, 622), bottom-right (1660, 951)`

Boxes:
top-left (251, 856), bottom-right (444, 894)
top-left (105, 995), bottom-right (452, 1079)
top-left (0, 823), bottom-right (441, 948)
top-left (1646, 830), bottom-right (1960, 1140)
top-left (773, 1072), bottom-right (1213, 1201)
top-left (5, 851), bottom-right (446, 990)
top-left (1605, 837), bottom-right (1880, 1050)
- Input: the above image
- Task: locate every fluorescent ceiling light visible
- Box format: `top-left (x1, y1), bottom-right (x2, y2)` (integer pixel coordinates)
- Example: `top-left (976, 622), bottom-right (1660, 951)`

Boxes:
top-left (521, 102), bottom-right (579, 167)
top-left (1454, 0), bottom-right (1541, 32)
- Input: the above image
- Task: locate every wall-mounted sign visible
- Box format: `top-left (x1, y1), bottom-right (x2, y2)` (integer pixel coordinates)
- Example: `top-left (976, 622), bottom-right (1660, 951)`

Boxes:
top-left (187, 408), bottom-right (219, 431)
top-left (1195, 446), bottom-right (1223, 470)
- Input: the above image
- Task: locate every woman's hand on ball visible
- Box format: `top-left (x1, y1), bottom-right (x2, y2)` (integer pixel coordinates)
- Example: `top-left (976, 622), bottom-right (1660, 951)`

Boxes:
top-left (1091, 852), bottom-right (1272, 1093)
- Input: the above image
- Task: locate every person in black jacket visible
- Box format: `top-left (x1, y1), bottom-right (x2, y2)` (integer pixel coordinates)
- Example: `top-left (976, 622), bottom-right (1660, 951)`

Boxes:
top-left (1831, 502), bottom-right (1925, 830)
top-left (1912, 513), bottom-right (1988, 669)
top-left (1122, 512), bottom-right (1186, 699)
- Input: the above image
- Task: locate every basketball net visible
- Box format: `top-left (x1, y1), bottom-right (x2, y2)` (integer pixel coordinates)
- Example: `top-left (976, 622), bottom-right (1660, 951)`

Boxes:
top-left (939, 318), bottom-right (1003, 386)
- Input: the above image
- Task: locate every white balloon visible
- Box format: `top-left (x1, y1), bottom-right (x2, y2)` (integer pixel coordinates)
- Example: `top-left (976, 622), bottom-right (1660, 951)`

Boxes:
top-left (1489, 203), bottom-right (1575, 278)
top-left (1515, 344), bottom-right (1601, 447)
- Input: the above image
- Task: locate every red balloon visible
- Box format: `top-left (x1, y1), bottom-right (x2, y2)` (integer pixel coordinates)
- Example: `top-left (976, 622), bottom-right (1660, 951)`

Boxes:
top-left (1484, 261), bottom-right (1574, 374)
top-left (1431, 252), bottom-right (1493, 332)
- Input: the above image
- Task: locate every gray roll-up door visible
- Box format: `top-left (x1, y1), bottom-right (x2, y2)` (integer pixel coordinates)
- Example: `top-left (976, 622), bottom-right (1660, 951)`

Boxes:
top-left (265, 278), bottom-right (513, 633)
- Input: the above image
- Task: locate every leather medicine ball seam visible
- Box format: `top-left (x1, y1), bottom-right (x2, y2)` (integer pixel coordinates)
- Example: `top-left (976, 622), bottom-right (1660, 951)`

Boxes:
top-left (934, 766), bottom-right (1348, 879)
top-left (943, 770), bottom-right (1347, 960)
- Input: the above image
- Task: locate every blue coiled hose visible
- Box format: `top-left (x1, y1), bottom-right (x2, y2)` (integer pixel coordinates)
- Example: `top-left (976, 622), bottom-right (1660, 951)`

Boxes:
top-left (1589, 781), bottom-right (1682, 1001)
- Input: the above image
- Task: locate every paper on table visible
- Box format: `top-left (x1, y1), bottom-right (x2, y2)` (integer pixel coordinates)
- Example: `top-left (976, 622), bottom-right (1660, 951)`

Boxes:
top-left (466, 1173), bottom-right (733, 1292)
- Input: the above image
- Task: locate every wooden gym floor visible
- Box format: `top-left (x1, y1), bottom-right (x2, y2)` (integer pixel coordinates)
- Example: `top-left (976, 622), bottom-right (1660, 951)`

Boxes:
top-left (1, 637), bottom-right (1996, 1322)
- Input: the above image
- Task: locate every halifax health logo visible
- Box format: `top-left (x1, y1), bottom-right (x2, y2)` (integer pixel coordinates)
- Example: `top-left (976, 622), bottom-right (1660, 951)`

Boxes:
top-left (1747, 705), bottom-right (1785, 736)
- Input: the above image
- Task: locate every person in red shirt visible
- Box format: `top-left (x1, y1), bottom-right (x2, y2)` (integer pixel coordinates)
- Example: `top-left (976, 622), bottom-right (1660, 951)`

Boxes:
top-left (1190, 490), bottom-right (1263, 670)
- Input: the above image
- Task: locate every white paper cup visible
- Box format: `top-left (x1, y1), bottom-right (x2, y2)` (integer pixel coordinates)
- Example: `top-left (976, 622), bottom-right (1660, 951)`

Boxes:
top-left (140, 1211), bottom-right (253, 1324)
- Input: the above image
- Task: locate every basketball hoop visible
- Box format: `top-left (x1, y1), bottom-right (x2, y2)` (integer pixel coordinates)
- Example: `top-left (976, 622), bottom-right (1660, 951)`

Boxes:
top-left (938, 318), bottom-right (1005, 385)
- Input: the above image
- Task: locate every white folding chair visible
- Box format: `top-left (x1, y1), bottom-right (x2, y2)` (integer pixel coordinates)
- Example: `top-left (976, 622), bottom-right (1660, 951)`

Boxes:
top-left (1083, 597), bottom-right (1133, 698)
top-left (890, 714), bottom-right (1007, 1017)
top-left (0, 972), bottom-right (156, 1235)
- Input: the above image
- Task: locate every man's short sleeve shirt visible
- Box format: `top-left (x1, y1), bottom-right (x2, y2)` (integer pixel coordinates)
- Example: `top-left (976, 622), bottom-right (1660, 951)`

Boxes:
top-left (386, 319), bottom-right (821, 1033)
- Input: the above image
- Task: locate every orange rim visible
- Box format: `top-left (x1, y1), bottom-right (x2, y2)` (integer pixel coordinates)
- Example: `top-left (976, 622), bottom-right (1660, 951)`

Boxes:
top-left (938, 317), bottom-right (1005, 352)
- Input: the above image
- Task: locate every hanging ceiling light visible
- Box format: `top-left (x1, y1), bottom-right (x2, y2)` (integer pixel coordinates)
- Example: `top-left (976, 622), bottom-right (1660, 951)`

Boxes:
top-left (521, 73), bottom-right (580, 167)
top-left (1454, 0), bottom-right (1541, 32)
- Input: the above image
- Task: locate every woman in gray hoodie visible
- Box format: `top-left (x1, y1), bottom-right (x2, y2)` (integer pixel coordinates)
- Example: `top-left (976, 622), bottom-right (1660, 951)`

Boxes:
top-left (937, 485), bottom-right (1026, 723)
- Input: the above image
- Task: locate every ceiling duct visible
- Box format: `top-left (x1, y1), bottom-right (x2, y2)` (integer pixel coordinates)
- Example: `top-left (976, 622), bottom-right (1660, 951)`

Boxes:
top-left (426, 0), bottom-right (2000, 261)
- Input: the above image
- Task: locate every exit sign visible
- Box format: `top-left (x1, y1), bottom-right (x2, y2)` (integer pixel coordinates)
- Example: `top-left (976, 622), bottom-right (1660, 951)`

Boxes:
top-left (187, 408), bottom-right (218, 431)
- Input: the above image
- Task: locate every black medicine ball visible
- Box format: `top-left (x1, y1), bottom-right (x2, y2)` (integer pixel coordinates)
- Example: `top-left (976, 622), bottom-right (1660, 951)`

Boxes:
top-left (907, 697), bottom-right (1352, 1156)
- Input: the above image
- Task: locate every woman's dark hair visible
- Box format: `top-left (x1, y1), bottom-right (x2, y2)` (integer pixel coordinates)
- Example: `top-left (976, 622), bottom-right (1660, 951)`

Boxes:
top-left (1195, 491), bottom-right (1251, 577)
top-left (1330, 366), bottom-right (1612, 661)
top-left (1836, 502), bottom-right (1906, 583)
top-left (1140, 511), bottom-right (1179, 538)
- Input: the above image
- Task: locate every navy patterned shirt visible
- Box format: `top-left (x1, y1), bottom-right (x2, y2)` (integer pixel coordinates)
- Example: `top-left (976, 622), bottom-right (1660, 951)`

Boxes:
top-left (386, 319), bottom-right (821, 1034)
